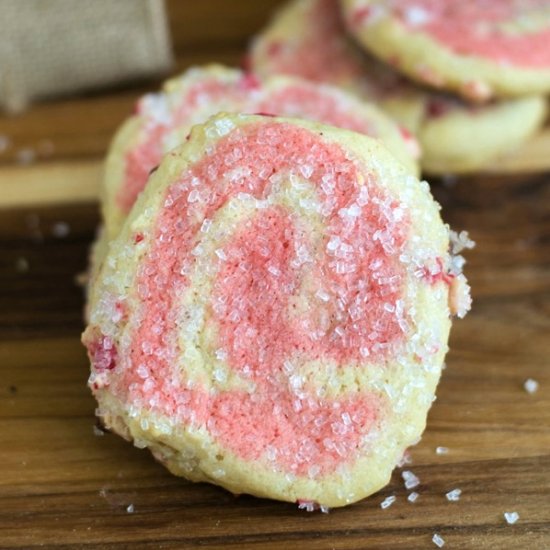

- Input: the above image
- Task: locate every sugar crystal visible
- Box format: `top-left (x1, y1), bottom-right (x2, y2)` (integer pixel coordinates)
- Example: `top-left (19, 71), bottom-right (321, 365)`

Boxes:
top-left (92, 425), bottom-right (105, 437)
top-left (504, 511), bottom-right (519, 525)
top-left (404, 6), bottom-right (432, 26)
top-left (380, 495), bottom-right (396, 509)
top-left (446, 488), bottom-right (461, 502)
top-left (52, 222), bottom-right (70, 238)
top-left (402, 470), bottom-right (420, 489)
top-left (298, 500), bottom-right (316, 512)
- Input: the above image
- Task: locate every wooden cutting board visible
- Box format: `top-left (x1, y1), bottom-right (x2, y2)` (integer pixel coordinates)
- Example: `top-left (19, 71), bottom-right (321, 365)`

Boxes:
top-left (0, 2), bottom-right (549, 549)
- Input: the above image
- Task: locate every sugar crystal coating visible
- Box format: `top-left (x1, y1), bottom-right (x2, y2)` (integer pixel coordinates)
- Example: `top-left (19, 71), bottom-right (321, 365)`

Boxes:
top-left (384, 0), bottom-right (550, 68)
top-left (111, 66), bottom-right (415, 231)
top-left (86, 114), bottom-right (467, 507)
top-left (253, 0), bottom-right (548, 173)
top-left (103, 121), bottom-right (411, 475)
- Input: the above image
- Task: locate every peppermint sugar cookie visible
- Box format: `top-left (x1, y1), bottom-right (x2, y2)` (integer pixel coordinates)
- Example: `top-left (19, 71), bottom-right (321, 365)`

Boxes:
top-left (341, 0), bottom-right (550, 101)
top-left (250, 0), bottom-right (547, 174)
top-left (83, 113), bottom-right (471, 507)
top-left (102, 65), bottom-right (417, 243)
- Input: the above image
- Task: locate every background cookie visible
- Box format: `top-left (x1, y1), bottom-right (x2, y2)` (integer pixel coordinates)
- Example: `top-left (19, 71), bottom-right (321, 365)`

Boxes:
top-left (250, 0), bottom-right (547, 174)
top-left (341, 0), bottom-right (550, 101)
top-left (84, 113), bottom-right (470, 507)
top-left (102, 64), bottom-right (418, 243)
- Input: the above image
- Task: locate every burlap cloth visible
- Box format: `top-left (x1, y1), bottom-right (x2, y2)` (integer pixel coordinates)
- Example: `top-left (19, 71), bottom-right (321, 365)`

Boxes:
top-left (0, 0), bottom-right (173, 113)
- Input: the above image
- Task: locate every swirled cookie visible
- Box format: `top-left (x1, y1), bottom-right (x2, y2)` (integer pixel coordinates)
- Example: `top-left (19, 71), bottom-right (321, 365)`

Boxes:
top-left (83, 113), bottom-right (470, 507)
top-left (102, 65), bottom-right (418, 243)
top-left (340, 0), bottom-right (550, 101)
top-left (250, 0), bottom-right (547, 173)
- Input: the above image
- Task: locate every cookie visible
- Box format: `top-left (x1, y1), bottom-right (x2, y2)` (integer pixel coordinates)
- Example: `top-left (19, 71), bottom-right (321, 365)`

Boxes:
top-left (102, 65), bottom-right (418, 243)
top-left (341, 0), bottom-right (550, 101)
top-left (83, 113), bottom-right (471, 507)
top-left (416, 94), bottom-right (549, 174)
top-left (250, 0), bottom-right (547, 174)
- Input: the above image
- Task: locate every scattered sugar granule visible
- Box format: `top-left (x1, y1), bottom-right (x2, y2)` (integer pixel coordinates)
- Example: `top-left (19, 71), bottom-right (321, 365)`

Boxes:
top-left (380, 495), bottom-right (396, 509)
top-left (402, 470), bottom-right (420, 490)
top-left (126, 504), bottom-right (134, 514)
top-left (408, 492), bottom-right (419, 503)
top-left (297, 500), bottom-right (317, 512)
top-left (16, 148), bottom-right (36, 165)
top-left (15, 257), bottom-right (29, 273)
top-left (446, 488), bottom-right (462, 502)
top-left (504, 511), bottom-right (519, 525)
top-left (320, 505), bottom-right (330, 514)
top-left (449, 230), bottom-right (475, 255)
top-left (92, 425), bottom-right (105, 437)
top-left (524, 379), bottom-right (539, 394)
top-left (52, 221), bottom-right (70, 238)
top-left (432, 533), bottom-right (445, 547)
top-left (397, 451), bottom-right (412, 467)
top-left (436, 446), bottom-right (449, 455)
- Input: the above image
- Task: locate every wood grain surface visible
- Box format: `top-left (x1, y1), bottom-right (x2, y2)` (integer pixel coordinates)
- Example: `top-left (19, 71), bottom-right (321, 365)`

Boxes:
top-left (0, 2), bottom-right (549, 549)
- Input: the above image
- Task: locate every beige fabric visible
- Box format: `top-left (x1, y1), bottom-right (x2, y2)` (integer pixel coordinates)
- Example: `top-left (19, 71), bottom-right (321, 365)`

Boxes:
top-left (0, 0), bottom-right (173, 112)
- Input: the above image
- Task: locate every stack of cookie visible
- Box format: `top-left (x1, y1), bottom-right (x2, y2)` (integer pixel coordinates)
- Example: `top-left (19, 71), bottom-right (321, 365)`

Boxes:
top-left (251, 0), bottom-right (550, 174)
top-left (82, 2), bottom-right (487, 509)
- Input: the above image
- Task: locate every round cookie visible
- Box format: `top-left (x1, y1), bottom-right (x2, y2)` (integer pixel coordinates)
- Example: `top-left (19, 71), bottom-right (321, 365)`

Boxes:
top-left (340, 0), bottom-right (550, 100)
top-left (250, 0), bottom-right (547, 174)
top-left (416, 95), bottom-right (549, 174)
top-left (83, 113), bottom-right (471, 508)
top-left (102, 65), bottom-right (418, 243)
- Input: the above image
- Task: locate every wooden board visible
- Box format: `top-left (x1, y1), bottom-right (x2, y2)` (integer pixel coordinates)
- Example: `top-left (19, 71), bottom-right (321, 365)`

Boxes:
top-left (0, 2), bottom-right (549, 549)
